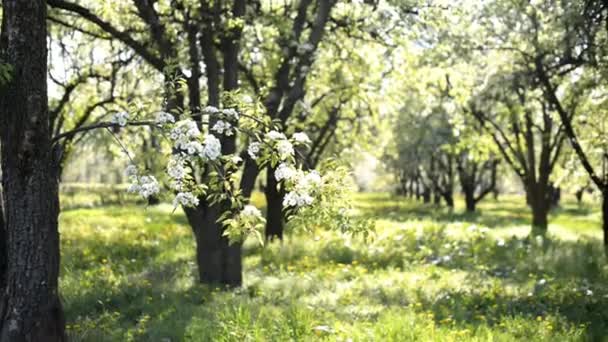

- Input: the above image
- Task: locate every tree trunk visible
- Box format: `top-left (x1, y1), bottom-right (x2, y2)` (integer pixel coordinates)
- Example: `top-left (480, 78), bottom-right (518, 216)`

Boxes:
top-left (433, 191), bottom-right (441, 205)
top-left (442, 191), bottom-right (454, 208)
top-left (575, 188), bottom-right (584, 205)
top-left (464, 189), bottom-right (476, 212)
top-left (184, 204), bottom-right (242, 286)
top-left (602, 191), bottom-right (608, 255)
top-left (0, 1), bottom-right (66, 340)
top-left (0, 193), bottom-right (5, 292)
top-left (264, 166), bottom-right (284, 240)
top-left (422, 186), bottom-right (431, 203)
top-left (528, 189), bottom-right (549, 236)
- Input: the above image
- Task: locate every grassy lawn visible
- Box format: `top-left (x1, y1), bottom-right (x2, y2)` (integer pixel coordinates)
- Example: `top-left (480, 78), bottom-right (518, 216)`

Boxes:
top-left (60, 193), bottom-right (608, 341)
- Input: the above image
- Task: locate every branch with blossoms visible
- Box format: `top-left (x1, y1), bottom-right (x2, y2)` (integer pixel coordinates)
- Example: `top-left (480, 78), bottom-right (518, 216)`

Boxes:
top-left (53, 99), bottom-right (357, 244)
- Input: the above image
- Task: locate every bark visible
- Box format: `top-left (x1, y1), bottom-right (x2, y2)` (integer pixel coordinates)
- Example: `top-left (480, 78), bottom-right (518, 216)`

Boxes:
top-left (527, 184), bottom-right (549, 235)
top-left (464, 190), bottom-right (476, 212)
top-left (184, 203), bottom-right (242, 286)
top-left (0, 1), bottom-right (66, 340)
top-left (265, 166), bottom-right (284, 240)
top-left (602, 190), bottom-right (608, 254)
top-left (0, 192), bottom-right (5, 292)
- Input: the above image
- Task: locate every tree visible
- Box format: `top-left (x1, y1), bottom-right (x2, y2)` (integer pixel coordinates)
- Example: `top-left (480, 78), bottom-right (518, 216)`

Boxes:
top-left (470, 71), bottom-right (565, 234)
top-left (0, 0), bottom-right (66, 339)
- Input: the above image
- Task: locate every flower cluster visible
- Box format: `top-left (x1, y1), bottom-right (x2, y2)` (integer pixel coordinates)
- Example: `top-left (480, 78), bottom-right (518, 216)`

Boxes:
top-left (247, 142), bottom-right (261, 160)
top-left (173, 192), bottom-right (199, 208)
top-left (169, 119), bottom-right (222, 161)
top-left (212, 120), bottom-right (234, 136)
top-left (155, 111), bottom-right (175, 125)
top-left (111, 111), bottom-right (130, 127)
top-left (125, 164), bottom-right (160, 199)
top-left (275, 163), bottom-right (323, 208)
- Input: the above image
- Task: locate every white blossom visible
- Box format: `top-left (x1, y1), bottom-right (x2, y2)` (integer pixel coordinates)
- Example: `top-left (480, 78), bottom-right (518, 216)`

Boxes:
top-left (111, 111), bottom-right (129, 127)
top-left (173, 192), bottom-right (200, 208)
top-left (155, 111), bottom-right (175, 125)
top-left (125, 164), bottom-right (138, 177)
top-left (283, 191), bottom-right (314, 208)
top-left (212, 120), bottom-right (233, 136)
top-left (247, 142), bottom-right (261, 160)
top-left (222, 108), bottom-right (239, 121)
top-left (202, 134), bottom-right (222, 160)
top-left (127, 183), bottom-right (141, 194)
top-left (297, 42), bottom-right (314, 54)
top-left (298, 170), bottom-right (322, 191)
top-left (241, 204), bottom-right (262, 218)
top-left (203, 106), bottom-right (220, 114)
top-left (183, 120), bottom-right (201, 138)
top-left (276, 140), bottom-right (294, 160)
top-left (266, 130), bottom-right (287, 141)
top-left (231, 155), bottom-right (243, 164)
top-left (275, 163), bottom-right (297, 182)
top-left (138, 176), bottom-right (160, 198)
top-left (167, 159), bottom-right (187, 180)
top-left (292, 132), bottom-right (311, 144)
top-left (184, 141), bottom-right (204, 155)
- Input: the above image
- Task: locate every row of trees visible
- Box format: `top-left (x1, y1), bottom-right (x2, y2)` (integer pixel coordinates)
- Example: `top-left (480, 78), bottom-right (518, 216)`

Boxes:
top-left (387, 0), bottom-right (608, 243)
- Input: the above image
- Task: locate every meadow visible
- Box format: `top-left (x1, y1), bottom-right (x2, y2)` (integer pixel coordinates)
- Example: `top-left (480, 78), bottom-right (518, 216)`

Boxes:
top-left (60, 192), bottom-right (608, 341)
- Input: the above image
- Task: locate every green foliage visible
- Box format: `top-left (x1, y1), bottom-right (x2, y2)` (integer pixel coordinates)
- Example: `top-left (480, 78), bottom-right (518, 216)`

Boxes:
top-left (60, 192), bottom-right (608, 341)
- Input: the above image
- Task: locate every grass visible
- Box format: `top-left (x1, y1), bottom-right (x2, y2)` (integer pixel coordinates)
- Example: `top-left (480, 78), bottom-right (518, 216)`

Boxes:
top-left (59, 192), bottom-right (608, 341)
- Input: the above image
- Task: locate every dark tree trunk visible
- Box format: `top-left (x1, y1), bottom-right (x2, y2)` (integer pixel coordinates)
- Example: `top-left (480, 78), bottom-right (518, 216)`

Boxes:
top-left (464, 190), bottom-right (476, 212)
top-left (575, 188), bottom-right (584, 204)
top-left (422, 186), bottom-right (431, 203)
top-left (264, 166), bottom-right (284, 240)
top-left (0, 194), bottom-right (5, 292)
top-left (603, 191), bottom-right (608, 254)
top-left (0, 1), bottom-right (66, 340)
top-left (184, 204), bottom-right (242, 287)
top-left (528, 187), bottom-right (549, 235)
top-left (433, 191), bottom-right (441, 205)
top-left (442, 191), bottom-right (454, 208)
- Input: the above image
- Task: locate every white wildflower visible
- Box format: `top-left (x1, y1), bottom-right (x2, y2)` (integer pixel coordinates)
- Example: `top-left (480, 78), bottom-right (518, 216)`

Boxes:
top-left (497, 238), bottom-right (505, 247)
top-left (111, 111), bottom-right (129, 127)
top-left (292, 132), bottom-right (311, 144)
